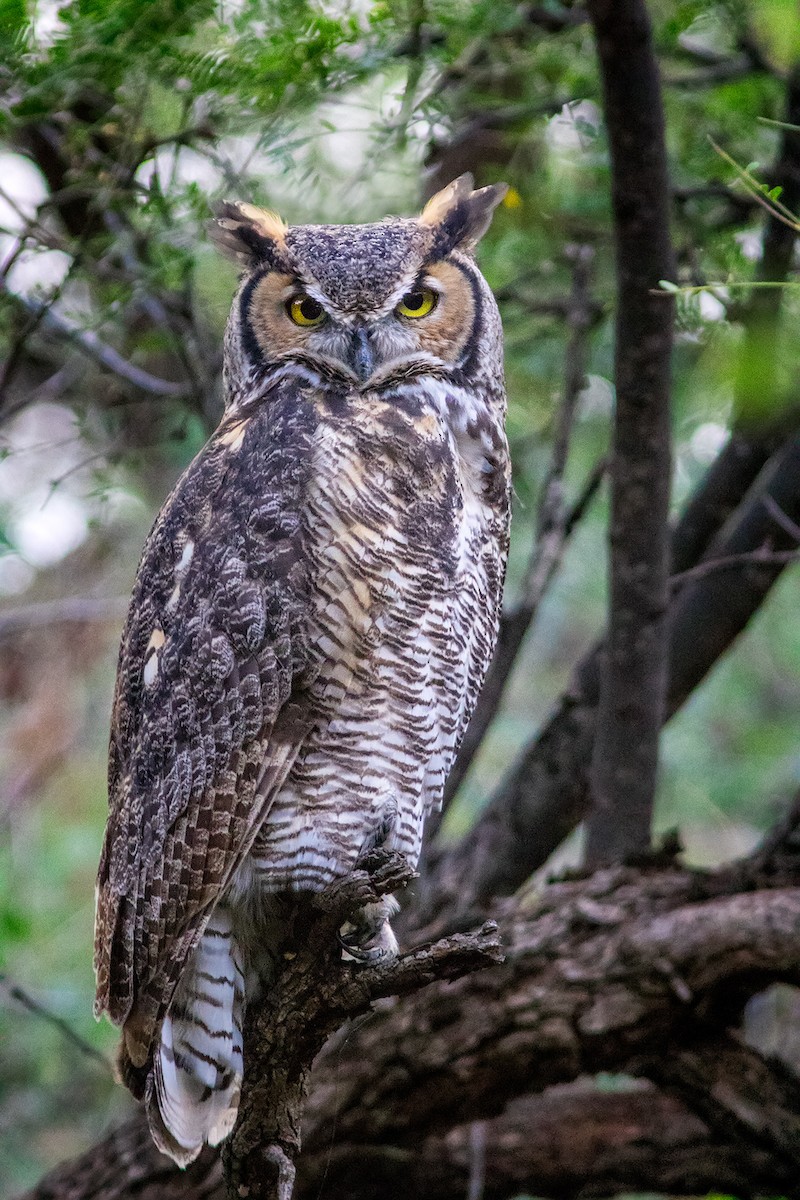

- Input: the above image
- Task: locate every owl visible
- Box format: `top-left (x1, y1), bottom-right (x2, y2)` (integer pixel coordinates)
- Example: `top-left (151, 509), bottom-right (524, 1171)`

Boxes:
top-left (93, 174), bottom-right (511, 1165)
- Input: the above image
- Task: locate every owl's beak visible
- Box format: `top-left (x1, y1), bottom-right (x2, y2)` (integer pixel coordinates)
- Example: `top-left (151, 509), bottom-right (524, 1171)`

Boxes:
top-left (348, 326), bottom-right (375, 383)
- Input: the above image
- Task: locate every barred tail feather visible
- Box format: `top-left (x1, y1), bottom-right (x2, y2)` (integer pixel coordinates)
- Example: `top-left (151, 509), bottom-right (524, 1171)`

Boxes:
top-left (146, 904), bottom-right (245, 1166)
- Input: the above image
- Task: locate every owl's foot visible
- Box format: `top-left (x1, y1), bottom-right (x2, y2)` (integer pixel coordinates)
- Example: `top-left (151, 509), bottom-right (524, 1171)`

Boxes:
top-left (339, 896), bottom-right (400, 964)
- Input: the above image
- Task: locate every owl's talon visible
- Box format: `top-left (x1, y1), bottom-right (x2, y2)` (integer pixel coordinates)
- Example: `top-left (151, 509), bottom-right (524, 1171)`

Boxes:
top-left (339, 898), bottom-right (400, 965)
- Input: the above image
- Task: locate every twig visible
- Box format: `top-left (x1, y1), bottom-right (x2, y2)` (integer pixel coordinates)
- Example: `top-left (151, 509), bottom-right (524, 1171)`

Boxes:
top-left (2, 288), bottom-right (192, 399)
top-left (667, 53), bottom-right (779, 88)
top-left (0, 596), bottom-right (129, 639)
top-left (763, 493), bottom-right (800, 543)
top-left (669, 547), bottom-right (800, 587)
top-left (0, 972), bottom-right (112, 1072)
top-left (0, 261), bottom-right (81, 406)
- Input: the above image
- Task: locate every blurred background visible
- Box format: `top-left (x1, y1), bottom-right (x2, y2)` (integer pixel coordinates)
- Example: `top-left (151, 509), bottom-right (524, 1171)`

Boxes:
top-left (1, 0), bottom-right (799, 1191)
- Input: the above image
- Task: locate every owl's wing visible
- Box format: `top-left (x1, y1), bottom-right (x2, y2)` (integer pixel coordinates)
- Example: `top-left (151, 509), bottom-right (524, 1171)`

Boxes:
top-left (94, 381), bottom-right (317, 1069)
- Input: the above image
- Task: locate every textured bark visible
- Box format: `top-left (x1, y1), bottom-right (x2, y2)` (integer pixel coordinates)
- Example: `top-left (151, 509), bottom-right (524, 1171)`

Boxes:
top-left (635, 1033), bottom-right (800, 1171)
top-left (35, 1084), bottom-right (797, 1200)
top-left (21, 853), bottom-right (800, 1200)
top-left (584, 0), bottom-right (674, 862)
top-left (296, 1085), bottom-right (800, 1200)
top-left (302, 879), bottom-right (800, 1154)
top-left (220, 853), bottom-right (502, 1200)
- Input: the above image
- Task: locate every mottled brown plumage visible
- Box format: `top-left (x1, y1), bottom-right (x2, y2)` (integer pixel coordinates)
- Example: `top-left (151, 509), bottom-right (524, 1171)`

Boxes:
top-left (94, 174), bottom-right (511, 1163)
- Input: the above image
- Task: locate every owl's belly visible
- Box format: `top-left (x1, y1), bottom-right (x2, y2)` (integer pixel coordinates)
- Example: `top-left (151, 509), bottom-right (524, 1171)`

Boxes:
top-left (242, 590), bottom-right (460, 892)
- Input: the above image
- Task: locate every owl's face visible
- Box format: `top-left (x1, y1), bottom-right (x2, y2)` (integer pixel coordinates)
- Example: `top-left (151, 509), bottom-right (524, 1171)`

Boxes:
top-left (212, 175), bottom-right (507, 399)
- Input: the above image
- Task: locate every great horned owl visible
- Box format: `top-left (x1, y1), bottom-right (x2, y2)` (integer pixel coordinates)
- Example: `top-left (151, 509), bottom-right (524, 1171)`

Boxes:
top-left (93, 174), bottom-right (510, 1164)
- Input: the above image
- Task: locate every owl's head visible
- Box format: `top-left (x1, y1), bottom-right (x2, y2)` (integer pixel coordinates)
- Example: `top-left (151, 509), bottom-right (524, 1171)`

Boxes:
top-left (211, 175), bottom-right (507, 405)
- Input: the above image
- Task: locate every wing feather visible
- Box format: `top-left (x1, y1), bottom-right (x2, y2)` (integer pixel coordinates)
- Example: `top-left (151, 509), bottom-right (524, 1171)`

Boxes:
top-left (94, 381), bottom-right (317, 1072)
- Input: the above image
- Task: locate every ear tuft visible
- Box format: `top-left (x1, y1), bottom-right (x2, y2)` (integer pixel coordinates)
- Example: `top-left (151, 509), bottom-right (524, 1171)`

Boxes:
top-left (420, 175), bottom-right (508, 255)
top-left (209, 202), bottom-right (288, 269)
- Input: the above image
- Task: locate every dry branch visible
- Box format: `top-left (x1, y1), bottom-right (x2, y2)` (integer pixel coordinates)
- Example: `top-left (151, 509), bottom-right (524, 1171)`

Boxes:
top-left (221, 852), bottom-right (501, 1199)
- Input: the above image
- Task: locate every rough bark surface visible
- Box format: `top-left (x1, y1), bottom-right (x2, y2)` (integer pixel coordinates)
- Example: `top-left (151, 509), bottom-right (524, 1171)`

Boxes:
top-left (220, 852), bottom-right (502, 1199)
top-left (20, 848), bottom-right (800, 1200)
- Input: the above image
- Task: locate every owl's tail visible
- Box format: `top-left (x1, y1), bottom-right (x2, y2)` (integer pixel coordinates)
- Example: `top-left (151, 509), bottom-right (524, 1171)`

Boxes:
top-left (147, 903), bottom-right (245, 1166)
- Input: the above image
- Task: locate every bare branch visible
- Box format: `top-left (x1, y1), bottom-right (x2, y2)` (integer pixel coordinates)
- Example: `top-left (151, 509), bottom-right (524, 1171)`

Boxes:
top-left (0, 596), bottom-right (129, 640)
top-left (669, 546), bottom-right (800, 587)
top-left (0, 972), bottom-right (112, 1072)
top-left (3, 290), bottom-right (193, 399)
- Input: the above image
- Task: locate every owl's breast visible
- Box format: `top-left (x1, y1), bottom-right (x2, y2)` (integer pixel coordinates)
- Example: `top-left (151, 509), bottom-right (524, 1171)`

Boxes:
top-left (302, 379), bottom-right (509, 703)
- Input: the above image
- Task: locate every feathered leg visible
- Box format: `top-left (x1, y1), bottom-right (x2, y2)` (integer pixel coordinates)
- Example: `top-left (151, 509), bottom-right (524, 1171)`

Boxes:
top-left (147, 903), bottom-right (245, 1166)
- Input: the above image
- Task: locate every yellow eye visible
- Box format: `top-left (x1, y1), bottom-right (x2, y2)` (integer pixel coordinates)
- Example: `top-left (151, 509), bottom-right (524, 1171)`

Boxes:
top-left (287, 294), bottom-right (326, 326)
top-left (396, 288), bottom-right (437, 319)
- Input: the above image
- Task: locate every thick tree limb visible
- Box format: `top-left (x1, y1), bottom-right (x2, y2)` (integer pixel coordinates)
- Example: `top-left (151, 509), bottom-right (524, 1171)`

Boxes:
top-left (583, 0), bottom-right (675, 863)
top-left (35, 1085), bottom-right (792, 1200)
top-left (302, 881), bottom-right (800, 1154)
top-left (297, 1083), bottom-right (799, 1200)
top-left (23, 857), bottom-right (800, 1200)
top-left (635, 1033), bottom-right (800, 1172)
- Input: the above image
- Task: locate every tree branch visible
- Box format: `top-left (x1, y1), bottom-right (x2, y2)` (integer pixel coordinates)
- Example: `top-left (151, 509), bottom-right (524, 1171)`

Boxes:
top-left (297, 1084), bottom-right (797, 1200)
top-left (666, 436), bottom-right (800, 715)
top-left (23, 852), bottom-right (800, 1200)
top-left (583, 0), bottom-right (675, 863)
top-left (0, 973), bottom-right (112, 1072)
top-left (634, 1032), bottom-right (800, 1172)
top-left (221, 852), bottom-right (501, 1200)
top-left (422, 430), bottom-right (800, 922)
top-left (418, 47), bottom-right (800, 926)
top-left (2, 289), bottom-right (193, 400)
